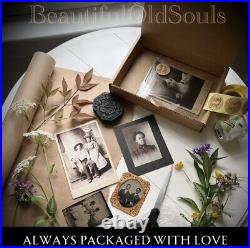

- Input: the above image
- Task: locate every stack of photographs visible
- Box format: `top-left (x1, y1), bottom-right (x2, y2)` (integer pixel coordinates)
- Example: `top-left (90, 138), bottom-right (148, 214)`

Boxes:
top-left (137, 59), bottom-right (212, 116)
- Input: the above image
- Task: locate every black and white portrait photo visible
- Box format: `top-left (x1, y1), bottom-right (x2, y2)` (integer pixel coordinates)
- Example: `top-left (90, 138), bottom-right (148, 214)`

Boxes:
top-left (63, 192), bottom-right (112, 227)
top-left (138, 60), bottom-right (212, 115)
top-left (122, 121), bottom-right (162, 168)
top-left (118, 179), bottom-right (143, 208)
top-left (55, 121), bottom-right (118, 199)
top-left (114, 115), bottom-right (173, 176)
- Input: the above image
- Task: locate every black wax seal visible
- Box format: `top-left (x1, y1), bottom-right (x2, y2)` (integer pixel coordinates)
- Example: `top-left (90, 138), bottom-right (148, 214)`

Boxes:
top-left (93, 92), bottom-right (124, 122)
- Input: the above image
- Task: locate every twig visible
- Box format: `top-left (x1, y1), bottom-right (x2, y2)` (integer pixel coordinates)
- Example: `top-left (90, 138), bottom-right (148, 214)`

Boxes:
top-left (33, 89), bottom-right (78, 130)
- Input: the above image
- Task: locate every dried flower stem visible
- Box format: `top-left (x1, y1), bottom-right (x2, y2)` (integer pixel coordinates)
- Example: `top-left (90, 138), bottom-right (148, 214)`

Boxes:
top-left (25, 144), bottom-right (40, 178)
top-left (42, 147), bottom-right (59, 226)
top-left (30, 173), bottom-right (49, 202)
top-left (42, 148), bottom-right (54, 196)
top-left (34, 89), bottom-right (78, 130)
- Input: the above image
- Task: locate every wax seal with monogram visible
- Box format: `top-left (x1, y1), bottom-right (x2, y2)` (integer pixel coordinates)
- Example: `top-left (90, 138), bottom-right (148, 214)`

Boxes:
top-left (93, 92), bottom-right (124, 122)
top-left (155, 63), bottom-right (170, 76)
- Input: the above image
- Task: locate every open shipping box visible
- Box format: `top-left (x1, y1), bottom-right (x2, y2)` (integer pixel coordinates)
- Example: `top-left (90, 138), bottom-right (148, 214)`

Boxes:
top-left (110, 3), bottom-right (247, 131)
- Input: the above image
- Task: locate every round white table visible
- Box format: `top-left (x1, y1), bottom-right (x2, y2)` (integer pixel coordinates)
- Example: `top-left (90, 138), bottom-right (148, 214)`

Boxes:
top-left (3, 27), bottom-right (247, 227)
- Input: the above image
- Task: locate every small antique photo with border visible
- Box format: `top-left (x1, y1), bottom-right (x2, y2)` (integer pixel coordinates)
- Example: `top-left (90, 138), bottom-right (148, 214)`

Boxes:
top-left (55, 120), bottom-right (118, 199)
top-left (63, 191), bottom-right (112, 227)
top-left (110, 172), bottom-right (150, 217)
top-left (114, 115), bottom-right (173, 176)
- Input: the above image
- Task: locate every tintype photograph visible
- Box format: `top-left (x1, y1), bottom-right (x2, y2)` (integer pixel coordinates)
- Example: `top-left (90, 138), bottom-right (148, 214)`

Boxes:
top-left (114, 115), bottom-right (173, 176)
top-left (55, 120), bottom-right (118, 199)
top-left (63, 192), bottom-right (112, 227)
top-left (110, 172), bottom-right (150, 217)
top-left (138, 60), bottom-right (212, 115)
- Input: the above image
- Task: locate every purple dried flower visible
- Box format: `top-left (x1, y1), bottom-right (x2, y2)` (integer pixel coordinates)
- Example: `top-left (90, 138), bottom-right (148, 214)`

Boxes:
top-left (11, 179), bottom-right (36, 204)
top-left (192, 144), bottom-right (212, 156)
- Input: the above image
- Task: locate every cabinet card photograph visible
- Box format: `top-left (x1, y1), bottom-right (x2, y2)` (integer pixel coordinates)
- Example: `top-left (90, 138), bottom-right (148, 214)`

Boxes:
top-left (110, 172), bottom-right (150, 217)
top-left (114, 115), bottom-right (173, 176)
top-left (55, 121), bottom-right (118, 199)
top-left (138, 59), bottom-right (212, 115)
top-left (63, 192), bottom-right (112, 227)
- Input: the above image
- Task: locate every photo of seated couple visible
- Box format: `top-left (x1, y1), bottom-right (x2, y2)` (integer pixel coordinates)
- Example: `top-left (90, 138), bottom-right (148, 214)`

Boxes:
top-left (71, 132), bottom-right (107, 184)
top-left (56, 121), bottom-right (118, 198)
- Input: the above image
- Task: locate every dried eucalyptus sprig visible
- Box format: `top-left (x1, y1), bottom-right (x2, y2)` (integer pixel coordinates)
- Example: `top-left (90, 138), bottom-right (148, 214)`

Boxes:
top-left (178, 144), bottom-right (240, 227)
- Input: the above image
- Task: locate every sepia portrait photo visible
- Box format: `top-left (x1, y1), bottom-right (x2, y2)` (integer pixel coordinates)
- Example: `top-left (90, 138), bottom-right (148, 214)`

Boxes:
top-left (114, 115), bottom-right (173, 176)
top-left (138, 59), bottom-right (212, 115)
top-left (110, 172), bottom-right (150, 217)
top-left (55, 120), bottom-right (118, 199)
top-left (63, 192), bottom-right (112, 227)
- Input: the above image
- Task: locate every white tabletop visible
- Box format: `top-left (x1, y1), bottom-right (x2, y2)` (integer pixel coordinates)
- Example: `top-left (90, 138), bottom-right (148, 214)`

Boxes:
top-left (3, 27), bottom-right (247, 227)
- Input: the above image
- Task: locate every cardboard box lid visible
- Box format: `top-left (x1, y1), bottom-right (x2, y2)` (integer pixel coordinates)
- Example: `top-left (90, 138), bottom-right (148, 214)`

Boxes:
top-left (142, 3), bottom-right (247, 77)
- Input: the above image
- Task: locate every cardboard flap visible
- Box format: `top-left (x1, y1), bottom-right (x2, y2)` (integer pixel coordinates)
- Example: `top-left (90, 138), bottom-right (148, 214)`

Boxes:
top-left (142, 3), bottom-right (247, 76)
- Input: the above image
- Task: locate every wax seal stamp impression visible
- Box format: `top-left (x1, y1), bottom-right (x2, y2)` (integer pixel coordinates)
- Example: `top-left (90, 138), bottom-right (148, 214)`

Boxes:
top-left (93, 92), bottom-right (124, 122)
top-left (155, 63), bottom-right (170, 76)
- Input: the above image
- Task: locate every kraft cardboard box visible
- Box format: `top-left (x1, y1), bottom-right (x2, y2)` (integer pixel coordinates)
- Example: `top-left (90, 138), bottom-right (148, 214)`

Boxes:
top-left (110, 3), bottom-right (247, 131)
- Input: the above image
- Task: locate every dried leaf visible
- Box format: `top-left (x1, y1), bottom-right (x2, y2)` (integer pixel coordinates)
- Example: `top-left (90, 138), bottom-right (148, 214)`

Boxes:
top-left (75, 74), bottom-right (81, 89)
top-left (72, 95), bottom-right (92, 108)
top-left (58, 90), bottom-right (64, 97)
top-left (72, 95), bottom-right (79, 104)
top-left (73, 113), bottom-right (95, 122)
top-left (65, 89), bottom-right (72, 97)
top-left (62, 78), bottom-right (68, 93)
top-left (49, 88), bottom-right (59, 97)
top-left (54, 109), bottom-right (63, 123)
top-left (46, 105), bottom-right (59, 114)
top-left (70, 108), bottom-right (81, 118)
top-left (79, 83), bottom-right (98, 91)
top-left (83, 68), bottom-right (93, 83)
top-left (73, 103), bottom-right (81, 111)
top-left (77, 99), bottom-right (93, 106)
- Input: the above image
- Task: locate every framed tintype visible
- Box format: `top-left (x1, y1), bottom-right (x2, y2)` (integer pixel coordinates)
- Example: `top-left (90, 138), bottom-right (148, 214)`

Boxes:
top-left (114, 115), bottom-right (173, 176)
top-left (110, 172), bottom-right (150, 217)
top-left (55, 120), bottom-right (118, 199)
top-left (62, 191), bottom-right (112, 227)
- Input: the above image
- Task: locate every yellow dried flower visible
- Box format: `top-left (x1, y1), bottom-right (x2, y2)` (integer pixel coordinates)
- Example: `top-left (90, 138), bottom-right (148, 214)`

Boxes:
top-left (191, 212), bottom-right (200, 221)
top-left (211, 212), bottom-right (220, 219)
top-left (175, 161), bottom-right (184, 170)
top-left (215, 170), bottom-right (224, 178)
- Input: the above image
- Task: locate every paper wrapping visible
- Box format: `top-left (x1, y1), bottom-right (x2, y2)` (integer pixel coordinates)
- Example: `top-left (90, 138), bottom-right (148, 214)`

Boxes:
top-left (2, 52), bottom-right (55, 187)
top-left (2, 54), bottom-right (133, 226)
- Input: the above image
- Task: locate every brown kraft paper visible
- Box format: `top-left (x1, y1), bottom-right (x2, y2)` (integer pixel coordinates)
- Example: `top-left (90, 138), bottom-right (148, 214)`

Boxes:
top-left (2, 53), bottom-right (133, 226)
top-left (2, 52), bottom-right (56, 187)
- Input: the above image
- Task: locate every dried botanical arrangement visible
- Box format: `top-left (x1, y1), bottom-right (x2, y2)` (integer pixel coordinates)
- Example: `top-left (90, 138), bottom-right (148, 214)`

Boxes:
top-left (9, 69), bottom-right (98, 226)
top-left (176, 144), bottom-right (242, 227)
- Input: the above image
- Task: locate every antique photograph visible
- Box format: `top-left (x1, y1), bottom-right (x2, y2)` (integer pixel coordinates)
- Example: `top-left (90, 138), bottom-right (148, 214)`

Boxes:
top-left (110, 172), bottom-right (150, 217)
top-left (63, 192), bottom-right (112, 227)
top-left (55, 121), bottom-right (118, 199)
top-left (114, 115), bottom-right (173, 176)
top-left (138, 60), bottom-right (212, 115)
